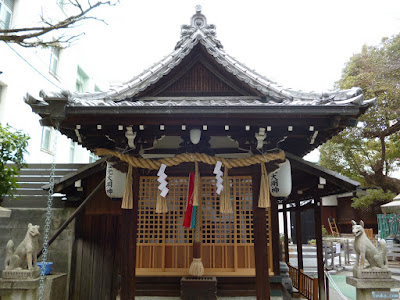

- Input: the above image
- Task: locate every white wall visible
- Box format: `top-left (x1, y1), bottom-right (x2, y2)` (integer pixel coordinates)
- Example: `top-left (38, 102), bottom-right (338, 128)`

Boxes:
top-left (0, 0), bottom-right (99, 164)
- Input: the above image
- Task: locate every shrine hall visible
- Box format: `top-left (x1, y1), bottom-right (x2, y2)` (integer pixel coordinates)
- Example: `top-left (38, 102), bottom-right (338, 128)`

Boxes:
top-left (26, 6), bottom-right (374, 300)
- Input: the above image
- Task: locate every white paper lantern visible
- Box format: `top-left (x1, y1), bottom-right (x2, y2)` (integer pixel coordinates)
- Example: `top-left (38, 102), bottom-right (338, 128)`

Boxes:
top-left (105, 162), bottom-right (127, 198)
top-left (269, 160), bottom-right (292, 197)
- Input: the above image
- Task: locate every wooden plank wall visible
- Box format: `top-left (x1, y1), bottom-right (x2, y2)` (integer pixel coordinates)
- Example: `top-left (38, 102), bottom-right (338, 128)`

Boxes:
top-left (69, 176), bottom-right (122, 300)
top-left (69, 214), bottom-right (121, 300)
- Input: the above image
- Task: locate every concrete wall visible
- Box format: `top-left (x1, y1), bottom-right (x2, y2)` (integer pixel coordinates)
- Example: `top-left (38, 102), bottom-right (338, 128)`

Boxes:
top-left (0, 208), bottom-right (75, 295)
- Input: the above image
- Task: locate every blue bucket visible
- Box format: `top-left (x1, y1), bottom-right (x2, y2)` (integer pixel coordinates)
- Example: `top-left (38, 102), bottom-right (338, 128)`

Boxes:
top-left (37, 262), bottom-right (53, 275)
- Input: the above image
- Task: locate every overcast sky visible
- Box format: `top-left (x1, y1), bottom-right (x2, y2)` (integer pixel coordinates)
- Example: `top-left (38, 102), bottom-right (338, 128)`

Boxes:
top-left (79, 0), bottom-right (400, 92)
top-left (76, 1), bottom-right (400, 164)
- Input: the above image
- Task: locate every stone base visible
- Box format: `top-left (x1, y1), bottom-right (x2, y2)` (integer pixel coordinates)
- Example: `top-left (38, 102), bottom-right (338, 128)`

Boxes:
top-left (0, 273), bottom-right (66, 300)
top-left (0, 206), bottom-right (11, 218)
top-left (353, 268), bottom-right (391, 279)
top-left (346, 276), bottom-right (400, 300)
top-left (2, 268), bottom-right (40, 279)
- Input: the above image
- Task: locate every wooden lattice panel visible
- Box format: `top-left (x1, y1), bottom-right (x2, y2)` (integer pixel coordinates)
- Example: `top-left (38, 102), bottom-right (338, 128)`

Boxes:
top-left (136, 175), bottom-right (271, 276)
top-left (201, 177), bottom-right (235, 244)
top-left (232, 176), bottom-right (254, 244)
top-left (137, 177), bottom-right (163, 244)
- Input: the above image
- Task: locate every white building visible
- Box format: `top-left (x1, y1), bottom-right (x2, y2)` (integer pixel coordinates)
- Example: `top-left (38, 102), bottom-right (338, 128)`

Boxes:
top-left (0, 0), bottom-right (98, 163)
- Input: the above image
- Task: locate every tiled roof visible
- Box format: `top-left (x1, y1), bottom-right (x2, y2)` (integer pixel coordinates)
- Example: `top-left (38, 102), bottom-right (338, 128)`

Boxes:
top-left (32, 7), bottom-right (375, 109)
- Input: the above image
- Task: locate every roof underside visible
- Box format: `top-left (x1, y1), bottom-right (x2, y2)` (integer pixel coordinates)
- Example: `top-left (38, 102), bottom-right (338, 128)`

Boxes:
top-left (53, 152), bottom-right (359, 203)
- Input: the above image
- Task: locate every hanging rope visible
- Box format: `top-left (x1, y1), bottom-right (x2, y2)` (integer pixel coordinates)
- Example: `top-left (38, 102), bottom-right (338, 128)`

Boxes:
top-left (189, 204), bottom-right (204, 276)
top-left (220, 168), bottom-right (233, 214)
top-left (95, 149), bottom-right (285, 170)
top-left (156, 193), bottom-right (168, 213)
top-left (258, 163), bottom-right (271, 208)
top-left (121, 165), bottom-right (133, 209)
top-left (193, 161), bottom-right (200, 206)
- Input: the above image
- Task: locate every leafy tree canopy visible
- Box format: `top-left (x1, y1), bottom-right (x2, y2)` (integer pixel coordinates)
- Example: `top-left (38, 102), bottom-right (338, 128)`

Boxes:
top-left (0, 124), bottom-right (30, 200)
top-left (320, 34), bottom-right (400, 208)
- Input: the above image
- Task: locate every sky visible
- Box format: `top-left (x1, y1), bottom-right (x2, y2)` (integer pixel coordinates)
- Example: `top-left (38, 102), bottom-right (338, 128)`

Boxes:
top-left (76, 0), bottom-right (400, 163)
top-left (79, 0), bottom-right (400, 91)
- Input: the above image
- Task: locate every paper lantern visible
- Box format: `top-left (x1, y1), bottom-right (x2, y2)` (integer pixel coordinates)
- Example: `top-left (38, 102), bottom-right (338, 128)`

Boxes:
top-left (105, 162), bottom-right (127, 198)
top-left (269, 160), bottom-right (292, 197)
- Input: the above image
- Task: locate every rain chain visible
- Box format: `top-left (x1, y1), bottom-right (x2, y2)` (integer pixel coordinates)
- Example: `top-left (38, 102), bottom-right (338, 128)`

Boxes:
top-left (38, 128), bottom-right (58, 300)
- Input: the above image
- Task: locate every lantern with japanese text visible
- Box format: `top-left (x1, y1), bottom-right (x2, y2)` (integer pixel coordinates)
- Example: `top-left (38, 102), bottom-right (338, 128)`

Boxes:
top-left (105, 162), bottom-right (127, 199)
top-left (269, 160), bottom-right (292, 197)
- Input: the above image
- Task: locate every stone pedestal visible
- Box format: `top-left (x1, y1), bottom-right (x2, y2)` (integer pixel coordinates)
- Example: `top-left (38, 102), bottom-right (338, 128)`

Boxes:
top-left (346, 276), bottom-right (400, 300)
top-left (2, 268), bottom-right (40, 279)
top-left (0, 273), bottom-right (66, 300)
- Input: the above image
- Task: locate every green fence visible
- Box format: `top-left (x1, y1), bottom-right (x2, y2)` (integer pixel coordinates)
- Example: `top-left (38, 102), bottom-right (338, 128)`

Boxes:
top-left (377, 214), bottom-right (400, 239)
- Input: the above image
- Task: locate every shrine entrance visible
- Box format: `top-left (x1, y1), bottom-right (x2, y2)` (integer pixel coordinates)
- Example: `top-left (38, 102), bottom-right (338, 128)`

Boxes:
top-left (136, 175), bottom-right (272, 276)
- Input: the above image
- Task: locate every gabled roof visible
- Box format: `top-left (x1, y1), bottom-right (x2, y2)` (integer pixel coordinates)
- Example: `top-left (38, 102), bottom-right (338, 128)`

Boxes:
top-left (28, 7), bottom-right (375, 109)
top-left (24, 7), bottom-right (376, 157)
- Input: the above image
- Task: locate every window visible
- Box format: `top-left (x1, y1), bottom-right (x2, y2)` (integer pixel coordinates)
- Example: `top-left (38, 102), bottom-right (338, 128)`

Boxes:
top-left (76, 66), bottom-right (89, 92)
top-left (41, 127), bottom-right (53, 153)
top-left (89, 152), bottom-right (98, 163)
top-left (0, 0), bottom-right (14, 29)
top-left (49, 47), bottom-right (60, 76)
top-left (69, 140), bottom-right (76, 162)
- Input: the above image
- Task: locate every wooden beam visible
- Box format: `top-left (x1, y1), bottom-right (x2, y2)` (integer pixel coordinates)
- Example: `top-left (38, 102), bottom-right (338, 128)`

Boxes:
top-left (37, 178), bottom-right (105, 258)
top-left (252, 165), bottom-right (270, 300)
top-left (42, 158), bottom-right (106, 192)
top-left (278, 200), bottom-right (314, 213)
top-left (295, 199), bottom-right (304, 271)
top-left (270, 196), bottom-right (280, 275)
top-left (120, 168), bottom-right (140, 300)
top-left (283, 202), bottom-right (289, 264)
top-left (314, 195), bottom-right (326, 300)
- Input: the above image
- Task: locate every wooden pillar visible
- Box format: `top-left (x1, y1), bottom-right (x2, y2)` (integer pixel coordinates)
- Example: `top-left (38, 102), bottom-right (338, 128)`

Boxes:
top-left (282, 202), bottom-right (289, 263)
top-left (252, 165), bottom-right (271, 300)
top-left (270, 196), bottom-right (280, 275)
top-left (120, 168), bottom-right (140, 300)
top-left (295, 198), bottom-right (303, 271)
top-left (314, 195), bottom-right (326, 300)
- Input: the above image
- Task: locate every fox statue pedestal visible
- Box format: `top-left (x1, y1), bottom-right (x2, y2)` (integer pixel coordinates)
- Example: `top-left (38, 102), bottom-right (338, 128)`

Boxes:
top-left (347, 276), bottom-right (400, 300)
top-left (0, 273), bottom-right (67, 300)
top-left (346, 220), bottom-right (400, 300)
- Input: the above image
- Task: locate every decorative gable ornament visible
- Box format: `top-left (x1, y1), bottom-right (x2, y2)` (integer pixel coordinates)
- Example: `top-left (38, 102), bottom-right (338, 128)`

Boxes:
top-left (105, 162), bottom-right (127, 199)
top-left (269, 160), bottom-right (292, 197)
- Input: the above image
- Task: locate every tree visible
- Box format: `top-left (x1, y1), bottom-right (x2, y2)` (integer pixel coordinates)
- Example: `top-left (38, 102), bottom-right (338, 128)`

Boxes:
top-left (0, 124), bottom-right (30, 200)
top-left (320, 34), bottom-right (400, 208)
top-left (0, 0), bottom-right (116, 48)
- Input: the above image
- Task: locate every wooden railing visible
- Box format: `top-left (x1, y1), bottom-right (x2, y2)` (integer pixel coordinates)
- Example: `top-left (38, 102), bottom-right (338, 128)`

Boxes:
top-left (288, 263), bottom-right (319, 300)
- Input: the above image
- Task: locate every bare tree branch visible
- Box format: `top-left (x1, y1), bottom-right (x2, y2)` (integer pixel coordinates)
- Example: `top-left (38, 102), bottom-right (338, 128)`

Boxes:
top-left (0, 0), bottom-right (117, 48)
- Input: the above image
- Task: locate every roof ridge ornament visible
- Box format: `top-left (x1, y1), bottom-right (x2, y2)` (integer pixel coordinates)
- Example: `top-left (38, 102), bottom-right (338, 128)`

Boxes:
top-left (178, 5), bottom-right (222, 49)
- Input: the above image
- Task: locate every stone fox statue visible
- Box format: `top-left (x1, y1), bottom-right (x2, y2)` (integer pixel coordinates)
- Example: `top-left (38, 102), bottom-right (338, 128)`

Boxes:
top-left (352, 220), bottom-right (388, 270)
top-left (5, 223), bottom-right (40, 270)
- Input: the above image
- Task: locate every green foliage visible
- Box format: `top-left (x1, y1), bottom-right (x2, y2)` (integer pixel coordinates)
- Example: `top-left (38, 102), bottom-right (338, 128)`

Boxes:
top-left (351, 188), bottom-right (396, 209)
top-left (307, 239), bottom-right (316, 246)
top-left (321, 225), bottom-right (329, 237)
top-left (320, 34), bottom-right (400, 195)
top-left (0, 124), bottom-right (30, 200)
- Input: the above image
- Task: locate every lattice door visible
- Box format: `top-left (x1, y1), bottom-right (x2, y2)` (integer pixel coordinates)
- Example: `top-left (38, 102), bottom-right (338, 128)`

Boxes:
top-left (136, 176), bottom-right (272, 276)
